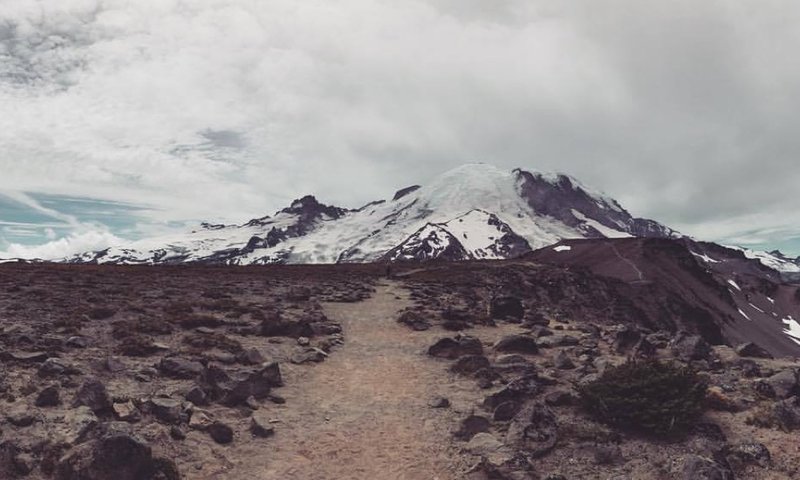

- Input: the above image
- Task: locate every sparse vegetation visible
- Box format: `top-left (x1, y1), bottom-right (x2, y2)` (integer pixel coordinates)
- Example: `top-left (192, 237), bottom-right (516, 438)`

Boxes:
top-left (578, 359), bottom-right (708, 436)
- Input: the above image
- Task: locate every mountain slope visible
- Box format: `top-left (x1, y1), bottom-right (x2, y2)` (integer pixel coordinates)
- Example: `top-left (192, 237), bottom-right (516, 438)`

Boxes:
top-left (531, 237), bottom-right (800, 357)
top-left (67, 164), bottom-right (676, 265)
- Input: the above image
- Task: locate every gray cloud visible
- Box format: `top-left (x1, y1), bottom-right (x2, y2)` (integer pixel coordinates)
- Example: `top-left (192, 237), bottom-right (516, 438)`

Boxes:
top-left (0, 0), bottom-right (798, 254)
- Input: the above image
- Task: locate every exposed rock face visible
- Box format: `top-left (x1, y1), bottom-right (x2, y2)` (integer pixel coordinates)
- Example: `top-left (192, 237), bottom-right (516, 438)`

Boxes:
top-left (514, 169), bottom-right (674, 239)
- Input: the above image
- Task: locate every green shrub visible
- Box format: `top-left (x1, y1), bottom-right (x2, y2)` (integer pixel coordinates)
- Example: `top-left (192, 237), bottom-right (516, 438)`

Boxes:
top-left (578, 359), bottom-right (707, 436)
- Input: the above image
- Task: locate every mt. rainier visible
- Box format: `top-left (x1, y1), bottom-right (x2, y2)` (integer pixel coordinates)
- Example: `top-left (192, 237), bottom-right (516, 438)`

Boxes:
top-left (69, 164), bottom-right (677, 265)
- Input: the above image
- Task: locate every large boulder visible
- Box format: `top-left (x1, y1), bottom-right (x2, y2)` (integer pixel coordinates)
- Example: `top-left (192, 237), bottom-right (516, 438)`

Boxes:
top-left (56, 432), bottom-right (179, 480)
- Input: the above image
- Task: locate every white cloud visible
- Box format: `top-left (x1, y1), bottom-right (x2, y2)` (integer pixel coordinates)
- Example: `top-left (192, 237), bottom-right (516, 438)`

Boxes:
top-left (0, 229), bottom-right (123, 260)
top-left (0, 0), bottom-right (799, 253)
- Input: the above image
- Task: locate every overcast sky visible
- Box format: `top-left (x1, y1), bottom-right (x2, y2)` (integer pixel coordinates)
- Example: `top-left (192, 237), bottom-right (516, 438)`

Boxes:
top-left (1, 0), bottom-right (799, 258)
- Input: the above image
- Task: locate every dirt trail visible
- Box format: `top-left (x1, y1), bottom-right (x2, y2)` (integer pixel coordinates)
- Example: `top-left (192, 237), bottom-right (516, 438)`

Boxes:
top-left (237, 281), bottom-right (478, 480)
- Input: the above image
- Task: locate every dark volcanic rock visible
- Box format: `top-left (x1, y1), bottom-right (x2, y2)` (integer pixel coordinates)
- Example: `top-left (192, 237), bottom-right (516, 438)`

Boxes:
top-left (158, 357), bottom-right (205, 380)
top-left (200, 362), bottom-right (283, 407)
top-left (250, 412), bottom-right (275, 438)
top-left (612, 327), bottom-right (642, 354)
top-left (494, 335), bottom-right (538, 355)
top-left (55, 432), bottom-right (180, 480)
top-left (208, 421), bottom-right (234, 444)
top-left (762, 369), bottom-right (798, 399)
top-left (428, 335), bottom-right (483, 359)
top-left (73, 378), bottom-right (112, 414)
top-left (454, 415), bottom-right (491, 441)
top-left (450, 355), bottom-right (490, 375)
top-left (397, 310), bottom-right (431, 331)
top-left (735, 342), bottom-right (773, 359)
top-left (490, 296), bottom-right (525, 321)
top-left (671, 333), bottom-right (712, 361)
top-left (507, 402), bottom-right (558, 459)
top-left (680, 455), bottom-right (733, 480)
top-left (428, 397), bottom-right (450, 408)
top-left (536, 334), bottom-right (579, 348)
top-left (483, 375), bottom-right (540, 410)
top-left (35, 385), bottom-right (61, 407)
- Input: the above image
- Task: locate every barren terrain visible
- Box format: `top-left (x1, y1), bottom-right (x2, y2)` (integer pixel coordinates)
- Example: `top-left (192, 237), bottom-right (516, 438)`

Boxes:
top-left (1, 261), bottom-right (800, 479)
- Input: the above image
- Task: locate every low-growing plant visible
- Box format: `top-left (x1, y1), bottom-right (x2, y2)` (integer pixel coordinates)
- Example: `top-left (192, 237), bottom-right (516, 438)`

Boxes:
top-left (578, 359), bottom-right (707, 436)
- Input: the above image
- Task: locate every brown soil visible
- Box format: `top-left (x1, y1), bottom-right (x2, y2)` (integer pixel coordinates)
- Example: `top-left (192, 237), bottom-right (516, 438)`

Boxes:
top-left (231, 281), bottom-right (484, 480)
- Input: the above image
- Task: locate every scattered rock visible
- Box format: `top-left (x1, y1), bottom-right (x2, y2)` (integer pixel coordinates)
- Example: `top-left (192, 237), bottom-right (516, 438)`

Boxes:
top-left (146, 397), bottom-right (183, 424)
top-left (73, 378), bottom-right (112, 414)
top-left (428, 397), bottom-right (450, 409)
top-left (6, 406), bottom-right (36, 427)
top-left (494, 335), bottom-right (538, 355)
top-left (735, 342), bottom-right (773, 359)
top-left (158, 357), bottom-right (205, 380)
top-left (722, 441), bottom-right (771, 469)
top-left (465, 432), bottom-right (514, 467)
top-left (55, 432), bottom-right (180, 480)
top-left (250, 412), bottom-right (275, 438)
top-left (189, 411), bottom-right (213, 431)
top-left (493, 401), bottom-right (521, 422)
top-left (291, 348), bottom-right (327, 364)
top-left (66, 336), bottom-right (89, 348)
top-left (544, 390), bottom-right (575, 407)
top-left (680, 455), bottom-right (733, 480)
top-left (397, 310), bottom-right (431, 331)
top-left (612, 327), bottom-right (642, 354)
top-left (450, 355), bottom-right (491, 375)
top-left (428, 335), bottom-right (483, 359)
top-left (553, 351), bottom-right (575, 370)
top-left (506, 402), bottom-right (558, 459)
top-left (671, 333), bottom-right (711, 361)
top-left (593, 444), bottom-right (623, 465)
top-left (455, 415), bottom-right (491, 441)
top-left (208, 421), bottom-right (234, 444)
top-left (35, 385), bottom-right (61, 407)
top-left (3, 351), bottom-right (49, 363)
top-left (536, 335), bottom-right (579, 348)
top-left (238, 348), bottom-right (266, 365)
top-left (38, 357), bottom-right (81, 377)
top-left (490, 296), bottom-right (524, 321)
top-left (112, 401), bottom-right (141, 423)
top-left (484, 375), bottom-right (540, 410)
top-left (762, 369), bottom-right (798, 399)
top-left (185, 386), bottom-right (208, 406)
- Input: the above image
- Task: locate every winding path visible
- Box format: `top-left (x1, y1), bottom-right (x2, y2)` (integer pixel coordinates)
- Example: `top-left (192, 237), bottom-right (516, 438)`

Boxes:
top-left (238, 281), bottom-right (476, 480)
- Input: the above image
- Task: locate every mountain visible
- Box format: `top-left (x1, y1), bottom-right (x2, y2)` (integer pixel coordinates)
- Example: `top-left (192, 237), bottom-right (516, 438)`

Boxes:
top-left (67, 164), bottom-right (677, 265)
top-left (530, 237), bottom-right (800, 357)
top-left (739, 248), bottom-right (800, 282)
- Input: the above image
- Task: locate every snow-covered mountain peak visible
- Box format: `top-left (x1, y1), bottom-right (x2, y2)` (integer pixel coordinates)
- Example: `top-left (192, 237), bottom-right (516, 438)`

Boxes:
top-left (66, 163), bottom-right (678, 265)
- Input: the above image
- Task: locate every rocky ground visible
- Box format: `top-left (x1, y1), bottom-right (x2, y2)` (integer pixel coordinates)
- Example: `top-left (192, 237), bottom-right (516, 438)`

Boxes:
top-left (1, 261), bottom-right (800, 479)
